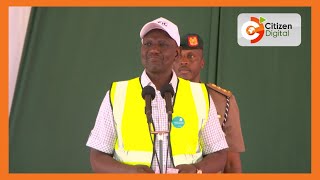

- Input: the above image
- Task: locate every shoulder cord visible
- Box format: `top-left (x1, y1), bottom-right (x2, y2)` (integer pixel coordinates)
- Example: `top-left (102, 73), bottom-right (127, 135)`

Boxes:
top-left (222, 96), bottom-right (230, 129)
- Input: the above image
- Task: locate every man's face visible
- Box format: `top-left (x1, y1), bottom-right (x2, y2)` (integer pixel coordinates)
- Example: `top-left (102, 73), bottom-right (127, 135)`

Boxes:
top-left (173, 49), bottom-right (204, 82)
top-left (141, 29), bottom-right (179, 75)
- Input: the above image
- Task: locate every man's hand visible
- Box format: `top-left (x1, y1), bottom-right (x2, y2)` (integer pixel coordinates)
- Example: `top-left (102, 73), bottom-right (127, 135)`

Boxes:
top-left (175, 164), bottom-right (197, 173)
top-left (131, 165), bottom-right (154, 173)
top-left (90, 149), bottom-right (155, 173)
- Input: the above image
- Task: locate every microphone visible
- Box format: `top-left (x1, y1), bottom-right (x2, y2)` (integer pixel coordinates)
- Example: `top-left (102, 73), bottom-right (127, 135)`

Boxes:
top-left (142, 85), bottom-right (156, 123)
top-left (160, 84), bottom-right (175, 115)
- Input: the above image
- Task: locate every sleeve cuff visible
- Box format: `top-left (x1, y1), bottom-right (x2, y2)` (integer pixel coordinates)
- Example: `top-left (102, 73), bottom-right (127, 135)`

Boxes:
top-left (86, 137), bottom-right (114, 154)
top-left (202, 139), bottom-right (229, 155)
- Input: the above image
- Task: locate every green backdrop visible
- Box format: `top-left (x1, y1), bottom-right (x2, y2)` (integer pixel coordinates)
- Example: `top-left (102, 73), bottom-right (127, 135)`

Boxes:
top-left (9, 7), bottom-right (311, 173)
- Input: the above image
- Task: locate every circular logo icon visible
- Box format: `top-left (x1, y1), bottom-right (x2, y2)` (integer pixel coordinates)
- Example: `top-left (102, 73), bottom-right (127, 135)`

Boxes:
top-left (246, 26), bottom-right (256, 35)
top-left (172, 116), bottom-right (185, 128)
top-left (241, 17), bottom-right (265, 43)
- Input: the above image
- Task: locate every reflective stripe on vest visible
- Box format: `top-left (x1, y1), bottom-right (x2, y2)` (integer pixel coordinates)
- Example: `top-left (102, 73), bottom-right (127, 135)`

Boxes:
top-left (110, 77), bottom-right (209, 166)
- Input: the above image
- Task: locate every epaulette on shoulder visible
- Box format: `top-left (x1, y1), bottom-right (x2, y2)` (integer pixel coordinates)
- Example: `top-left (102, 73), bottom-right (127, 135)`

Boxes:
top-left (206, 83), bottom-right (232, 98)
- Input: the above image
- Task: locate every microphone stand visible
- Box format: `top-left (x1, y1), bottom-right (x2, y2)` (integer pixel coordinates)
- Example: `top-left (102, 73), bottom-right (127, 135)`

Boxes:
top-left (159, 133), bottom-right (164, 174)
top-left (160, 84), bottom-right (174, 174)
top-left (164, 93), bottom-right (173, 174)
top-left (151, 130), bottom-right (168, 174)
top-left (147, 114), bottom-right (166, 174)
top-left (165, 109), bottom-right (172, 174)
top-left (145, 96), bottom-right (168, 174)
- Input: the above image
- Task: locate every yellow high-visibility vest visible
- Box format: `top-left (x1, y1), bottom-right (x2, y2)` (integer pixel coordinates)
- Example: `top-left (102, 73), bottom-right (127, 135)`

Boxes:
top-left (110, 77), bottom-right (209, 166)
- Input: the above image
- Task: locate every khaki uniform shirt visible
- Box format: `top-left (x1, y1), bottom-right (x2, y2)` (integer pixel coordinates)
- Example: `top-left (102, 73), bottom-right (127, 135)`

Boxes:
top-left (206, 83), bottom-right (245, 153)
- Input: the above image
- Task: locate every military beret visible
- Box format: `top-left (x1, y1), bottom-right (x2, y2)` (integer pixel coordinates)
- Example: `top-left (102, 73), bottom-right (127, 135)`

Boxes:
top-left (180, 33), bottom-right (204, 49)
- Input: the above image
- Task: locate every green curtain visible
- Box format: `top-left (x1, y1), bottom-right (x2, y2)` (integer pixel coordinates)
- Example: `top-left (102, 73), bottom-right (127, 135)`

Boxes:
top-left (10, 7), bottom-right (310, 173)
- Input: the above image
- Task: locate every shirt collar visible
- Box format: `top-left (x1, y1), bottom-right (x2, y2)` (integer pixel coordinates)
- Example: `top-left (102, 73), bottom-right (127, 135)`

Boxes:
top-left (140, 69), bottom-right (178, 93)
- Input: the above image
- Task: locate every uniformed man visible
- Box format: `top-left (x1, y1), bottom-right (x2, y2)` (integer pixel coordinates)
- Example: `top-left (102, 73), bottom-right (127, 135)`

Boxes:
top-left (173, 33), bottom-right (245, 173)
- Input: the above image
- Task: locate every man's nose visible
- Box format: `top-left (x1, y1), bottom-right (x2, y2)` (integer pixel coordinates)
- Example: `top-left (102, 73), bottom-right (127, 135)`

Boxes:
top-left (148, 44), bottom-right (161, 53)
top-left (180, 57), bottom-right (189, 65)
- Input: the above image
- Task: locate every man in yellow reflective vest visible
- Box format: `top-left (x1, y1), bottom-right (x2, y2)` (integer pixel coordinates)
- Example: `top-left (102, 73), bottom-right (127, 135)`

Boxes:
top-left (86, 17), bottom-right (228, 173)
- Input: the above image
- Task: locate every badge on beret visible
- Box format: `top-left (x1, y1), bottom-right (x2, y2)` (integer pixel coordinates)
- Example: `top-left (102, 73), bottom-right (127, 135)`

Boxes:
top-left (187, 35), bottom-right (199, 47)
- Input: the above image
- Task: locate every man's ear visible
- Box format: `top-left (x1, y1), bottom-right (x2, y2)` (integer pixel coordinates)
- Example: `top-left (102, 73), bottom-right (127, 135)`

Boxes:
top-left (200, 58), bottom-right (205, 69)
top-left (200, 50), bottom-right (205, 69)
top-left (175, 46), bottom-right (181, 60)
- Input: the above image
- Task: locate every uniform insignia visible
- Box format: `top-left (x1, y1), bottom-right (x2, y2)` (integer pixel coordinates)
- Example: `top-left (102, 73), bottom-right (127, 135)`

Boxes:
top-left (206, 83), bottom-right (232, 98)
top-left (188, 36), bottom-right (199, 47)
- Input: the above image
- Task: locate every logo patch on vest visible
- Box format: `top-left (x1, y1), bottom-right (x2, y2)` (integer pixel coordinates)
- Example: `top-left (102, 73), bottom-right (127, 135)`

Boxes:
top-left (172, 116), bottom-right (185, 128)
